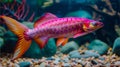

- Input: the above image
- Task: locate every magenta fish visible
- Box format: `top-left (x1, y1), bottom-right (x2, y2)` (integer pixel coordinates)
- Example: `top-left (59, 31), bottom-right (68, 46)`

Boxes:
top-left (0, 13), bottom-right (103, 60)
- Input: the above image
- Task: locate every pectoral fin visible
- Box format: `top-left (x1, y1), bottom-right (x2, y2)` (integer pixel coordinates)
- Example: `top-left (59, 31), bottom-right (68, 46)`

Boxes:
top-left (56, 38), bottom-right (69, 47)
top-left (73, 32), bottom-right (89, 38)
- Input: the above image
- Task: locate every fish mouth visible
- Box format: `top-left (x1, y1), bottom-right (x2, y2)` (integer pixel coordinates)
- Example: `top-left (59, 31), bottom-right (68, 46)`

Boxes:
top-left (84, 22), bottom-right (104, 32)
top-left (97, 22), bottom-right (104, 28)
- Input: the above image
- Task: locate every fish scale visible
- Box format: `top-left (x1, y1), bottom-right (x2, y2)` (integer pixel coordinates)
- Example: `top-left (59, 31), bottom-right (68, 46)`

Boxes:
top-left (27, 17), bottom-right (84, 38)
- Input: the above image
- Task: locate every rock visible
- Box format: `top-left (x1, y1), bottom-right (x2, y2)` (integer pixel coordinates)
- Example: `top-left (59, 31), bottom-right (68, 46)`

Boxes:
top-left (39, 62), bottom-right (46, 67)
top-left (18, 61), bottom-right (31, 67)
top-left (23, 41), bottom-right (42, 58)
top-left (46, 57), bottom-right (55, 60)
top-left (14, 63), bottom-right (20, 67)
top-left (76, 64), bottom-right (82, 67)
top-left (63, 63), bottom-right (71, 67)
top-left (87, 39), bottom-right (109, 55)
top-left (91, 60), bottom-right (98, 65)
top-left (41, 38), bottom-right (57, 57)
top-left (69, 50), bottom-right (100, 58)
top-left (53, 60), bottom-right (59, 65)
top-left (82, 50), bottom-right (100, 58)
top-left (99, 57), bottom-right (105, 61)
top-left (84, 62), bottom-right (92, 67)
top-left (53, 58), bottom-right (61, 65)
top-left (24, 38), bottom-right (57, 58)
top-left (63, 57), bottom-right (69, 63)
top-left (61, 41), bottom-right (79, 54)
top-left (66, 10), bottom-right (92, 19)
top-left (106, 63), bottom-right (110, 67)
top-left (114, 61), bottom-right (120, 65)
top-left (69, 50), bottom-right (81, 58)
top-left (56, 51), bottom-right (63, 57)
top-left (112, 37), bottom-right (120, 56)
top-left (1, 31), bottom-right (17, 53)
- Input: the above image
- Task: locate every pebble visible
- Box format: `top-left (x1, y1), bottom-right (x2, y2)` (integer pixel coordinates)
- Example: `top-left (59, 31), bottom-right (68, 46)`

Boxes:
top-left (86, 62), bottom-right (93, 67)
top-left (69, 50), bottom-right (81, 58)
top-left (114, 61), bottom-right (120, 65)
top-left (76, 64), bottom-right (82, 67)
top-left (46, 57), bottom-right (55, 60)
top-left (106, 63), bottom-right (111, 67)
top-left (53, 58), bottom-right (60, 65)
top-left (34, 65), bottom-right (40, 67)
top-left (112, 37), bottom-right (120, 56)
top-left (99, 57), bottom-right (105, 61)
top-left (69, 50), bottom-right (100, 58)
top-left (14, 63), bottom-right (20, 67)
top-left (18, 61), bottom-right (31, 67)
top-left (0, 45), bottom-right (120, 67)
top-left (62, 63), bottom-right (71, 67)
top-left (91, 60), bottom-right (98, 65)
top-left (60, 41), bottom-right (79, 54)
top-left (39, 62), bottom-right (46, 67)
top-left (87, 39), bottom-right (109, 55)
top-left (83, 50), bottom-right (100, 58)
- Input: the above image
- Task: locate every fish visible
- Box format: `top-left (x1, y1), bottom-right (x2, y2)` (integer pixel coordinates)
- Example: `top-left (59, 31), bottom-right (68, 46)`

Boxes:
top-left (0, 13), bottom-right (103, 60)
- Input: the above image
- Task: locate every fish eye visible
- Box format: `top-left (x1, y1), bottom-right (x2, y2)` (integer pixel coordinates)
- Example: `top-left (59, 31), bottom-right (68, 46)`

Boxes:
top-left (91, 21), bottom-right (97, 26)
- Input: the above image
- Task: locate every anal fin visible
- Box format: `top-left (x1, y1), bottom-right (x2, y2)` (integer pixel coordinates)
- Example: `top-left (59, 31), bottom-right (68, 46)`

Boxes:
top-left (56, 37), bottom-right (69, 47)
top-left (73, 32), bottom-right (89, 38)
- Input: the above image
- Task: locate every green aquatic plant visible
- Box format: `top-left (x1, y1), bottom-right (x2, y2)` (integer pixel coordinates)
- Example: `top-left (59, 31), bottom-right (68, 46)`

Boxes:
top-left (0, 26), bottom-right (7, 37)
top-left (0, 0), bottom-right (13, 3)
top-left (115, 25), bottom-right (120, 37)
top-left (0, 0), bottom-right (35, 22)
top-left (0, 0), bottom-right (22, 3)
top-left (84, 0), bottom-right (120, 46)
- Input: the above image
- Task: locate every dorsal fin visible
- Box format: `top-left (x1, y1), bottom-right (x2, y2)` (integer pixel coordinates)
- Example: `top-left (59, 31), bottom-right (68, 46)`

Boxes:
top-left (34, 13), bottom-right (58, 28)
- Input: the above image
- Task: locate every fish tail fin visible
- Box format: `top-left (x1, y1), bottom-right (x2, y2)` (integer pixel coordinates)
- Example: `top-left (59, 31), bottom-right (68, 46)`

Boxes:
top-left (0, 16), bottom-right (32, 60)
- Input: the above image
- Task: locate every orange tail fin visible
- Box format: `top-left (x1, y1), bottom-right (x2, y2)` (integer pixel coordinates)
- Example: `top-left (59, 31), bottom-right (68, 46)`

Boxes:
top-left (0, 16), bottom-right (32, 60)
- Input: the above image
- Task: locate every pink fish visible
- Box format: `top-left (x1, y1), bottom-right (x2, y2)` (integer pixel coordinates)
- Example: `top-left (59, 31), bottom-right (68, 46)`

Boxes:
top-left (0, 13), bottom-right (103, 60)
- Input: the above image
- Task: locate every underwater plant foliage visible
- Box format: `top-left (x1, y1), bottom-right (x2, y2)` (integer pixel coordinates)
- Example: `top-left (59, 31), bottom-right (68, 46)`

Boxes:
top-left (0, 0), bottom-right (13, 3)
